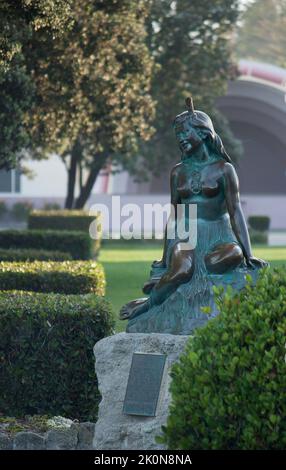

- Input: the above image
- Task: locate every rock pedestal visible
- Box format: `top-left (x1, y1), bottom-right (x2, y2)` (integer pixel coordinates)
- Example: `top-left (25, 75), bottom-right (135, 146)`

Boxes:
top-left (93, 332), bottom-right (189, 450)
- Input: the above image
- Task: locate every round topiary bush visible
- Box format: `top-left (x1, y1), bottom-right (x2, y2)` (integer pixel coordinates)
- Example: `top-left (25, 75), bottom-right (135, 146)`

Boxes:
top-left (0, 200), bottom-right (8, 219)
top-left (161, 267), bottom-right (286, 450)
top-left (249, 229), bottom-right (268, 245)
top-left (248, 215), bottom-right (270, 232)
top-left (11, 201), bottom-right (33, 221)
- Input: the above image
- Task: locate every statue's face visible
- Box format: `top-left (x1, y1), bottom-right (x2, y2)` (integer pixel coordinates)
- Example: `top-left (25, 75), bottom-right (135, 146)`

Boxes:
top-left (174, 118), bottom-right (203, 156)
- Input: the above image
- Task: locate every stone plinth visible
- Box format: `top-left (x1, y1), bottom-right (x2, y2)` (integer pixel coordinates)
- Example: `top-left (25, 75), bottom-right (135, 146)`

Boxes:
top-left (93, 333), bottom-right (189, 450)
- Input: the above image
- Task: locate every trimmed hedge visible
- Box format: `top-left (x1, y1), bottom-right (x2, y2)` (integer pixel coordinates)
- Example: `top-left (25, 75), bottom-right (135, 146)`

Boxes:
top-left (248, 215), bottom-right (270, 232)
top-left (28, 210), bottom-right (102, 254)
top-left (0, 248), bottom-right (72, 262)
top-left (42, 202), bottom-right (61, 211)
top-left (161, 268), bottom-right (286, 450)
top-left (0, 291), bottom-right (114, 420)
top-left (28, 209), bottom-right (97, 232)
top-left (11, 201), bottom-right (34, 221)
top-left (0, 260), bottom-right (105, 295)
top-left (0, 200), bottom-right (8, 218)
top-left (248, 216), bottom-right (270, 245)
top-left (249, 229), bottom-right (268, 245)
top-left (0, 229), bottom-right (95, 260)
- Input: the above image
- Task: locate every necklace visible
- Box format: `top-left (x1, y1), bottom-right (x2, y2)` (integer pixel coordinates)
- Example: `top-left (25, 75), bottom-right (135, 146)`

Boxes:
top-left (190, 170), bottom-right (202, 195)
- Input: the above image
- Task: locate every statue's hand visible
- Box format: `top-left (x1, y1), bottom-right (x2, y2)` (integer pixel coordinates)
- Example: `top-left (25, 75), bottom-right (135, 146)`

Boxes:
top-left (245, 256), bottom-right (269, 269)
top-left (152, 259), bottom-right (166, 269)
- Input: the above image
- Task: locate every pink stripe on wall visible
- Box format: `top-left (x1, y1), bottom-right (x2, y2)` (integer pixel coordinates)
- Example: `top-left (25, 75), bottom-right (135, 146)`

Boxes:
top-left (239, 60), bottom-right (286, 87)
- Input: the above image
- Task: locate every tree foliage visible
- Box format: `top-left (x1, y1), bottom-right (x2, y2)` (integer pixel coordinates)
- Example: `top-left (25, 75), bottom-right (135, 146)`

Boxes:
top-left (237, 0), bottom-right (286, 68)
top-left (0, 0), bottom-right (73, 170)
top-left (128, 0), bottom-right (242, 180)
top-left (26, 0), bottom-right (155, 208)
top-left (1, 0), bottom-right (242, 206)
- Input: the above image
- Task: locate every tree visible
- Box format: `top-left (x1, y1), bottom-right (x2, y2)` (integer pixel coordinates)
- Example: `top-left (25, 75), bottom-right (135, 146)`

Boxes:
top-left (11, 0), bottom-right (241, 207)
top-left (127, 0), bottom-right (242, 181)
top-left (236, 0), bottom-right (286, 68)
top-left (26, 0), bottom-right (155, 208)
top-left (0, 1), bottom-right (72, 170)
top-left (0, 56), bottom-right (34, 171)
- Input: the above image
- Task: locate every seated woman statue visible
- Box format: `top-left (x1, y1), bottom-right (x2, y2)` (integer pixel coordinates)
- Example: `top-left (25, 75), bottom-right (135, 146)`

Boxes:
top-left (120, 97), bottom-right (268, 334)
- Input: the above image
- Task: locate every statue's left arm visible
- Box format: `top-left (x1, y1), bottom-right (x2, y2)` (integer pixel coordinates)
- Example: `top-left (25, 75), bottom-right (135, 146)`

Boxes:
top-left (224, 162), bottom-right (268, 269)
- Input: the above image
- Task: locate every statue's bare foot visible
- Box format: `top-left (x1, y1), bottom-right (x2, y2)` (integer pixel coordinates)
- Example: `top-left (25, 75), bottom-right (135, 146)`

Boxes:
top-left (119, 298), bottom-right (148, 320)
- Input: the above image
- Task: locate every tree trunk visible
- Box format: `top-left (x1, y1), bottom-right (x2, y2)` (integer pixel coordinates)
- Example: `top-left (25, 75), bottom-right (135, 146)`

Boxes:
top-left (78, 160), bottom-right (83, 192)
top-left (64, 141), bottom-right (81, 209)
top-left (74, 154), bottom-right (107, 209)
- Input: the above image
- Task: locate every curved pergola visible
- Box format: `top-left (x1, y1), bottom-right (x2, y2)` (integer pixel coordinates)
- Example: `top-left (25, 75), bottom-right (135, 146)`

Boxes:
top-left (112, 59), bottom-right (286, 228)
top-left (217, 59), bottom-right (286, 195)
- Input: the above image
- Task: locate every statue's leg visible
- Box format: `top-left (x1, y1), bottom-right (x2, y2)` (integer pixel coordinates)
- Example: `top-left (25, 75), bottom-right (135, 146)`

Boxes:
top-left (127, 242), bottom-right (195, 320)
top-left (142, 279), bottom-right (159, 294)
top-left (150, 242), bottom-right (194, 304)
top-left (205, 242), bottom-right (243, 274)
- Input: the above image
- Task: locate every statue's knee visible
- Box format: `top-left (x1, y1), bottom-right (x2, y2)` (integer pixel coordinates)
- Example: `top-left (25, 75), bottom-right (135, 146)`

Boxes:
top-left (205, 242), bottom-right (243, 273)
top-left (230, 244), bottom-right (244, 264)
top-left (168, 263), bottom-right (193, 284)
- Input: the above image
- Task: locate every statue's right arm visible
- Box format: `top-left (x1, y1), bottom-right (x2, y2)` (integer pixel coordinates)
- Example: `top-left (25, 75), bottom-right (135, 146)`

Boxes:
top-left (152, 165), bottom-right (180, 268)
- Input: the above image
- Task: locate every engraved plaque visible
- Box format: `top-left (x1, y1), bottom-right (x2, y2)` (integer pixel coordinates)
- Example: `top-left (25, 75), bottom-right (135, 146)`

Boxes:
top-left (123, 352), bottom-right (166, 417)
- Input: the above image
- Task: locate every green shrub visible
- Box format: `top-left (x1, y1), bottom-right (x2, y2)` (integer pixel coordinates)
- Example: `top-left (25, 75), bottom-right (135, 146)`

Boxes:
top-left (0, 229), bottom-right (94, 260)
top-left (249, 229), bottom-right (268, 245)
top-left (0, 248), bottom-right (72, 262)
top-left (0, 260), bottom-right (105, 295)
top-left (42, 202), bottom-right (61, 211)
top-left (28, 210), bottom-right (102, 254)
top-left (0, 200), bottom-right (8, 219)
top-left (0, 291), bottom-right (114, 420)
top-left (0, 415), bottom-right (51, 436)
top-left (248, 215), bottom-right (270, 232)
top-left (161, 268), bottom-right (286, 450)
top-left (248, 215), bottom-right (270, 245)
top-left (11, 201), bottom-right (33, 220)
top-left (28, 209), bottom-right (98, 232)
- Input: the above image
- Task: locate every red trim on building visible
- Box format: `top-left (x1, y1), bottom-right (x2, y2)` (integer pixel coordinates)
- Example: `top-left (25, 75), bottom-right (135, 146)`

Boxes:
top-left (239, 60), bottom-right (286, 87)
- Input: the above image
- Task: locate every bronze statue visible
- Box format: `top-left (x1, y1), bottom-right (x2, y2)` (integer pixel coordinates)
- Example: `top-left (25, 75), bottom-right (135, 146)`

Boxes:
top-left (120, 97), bottom-right (268, 334)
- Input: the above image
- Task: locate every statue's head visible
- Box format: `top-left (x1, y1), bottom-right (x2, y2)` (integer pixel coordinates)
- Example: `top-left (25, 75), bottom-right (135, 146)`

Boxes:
top-left (173, 97), bottom-right (216, 157)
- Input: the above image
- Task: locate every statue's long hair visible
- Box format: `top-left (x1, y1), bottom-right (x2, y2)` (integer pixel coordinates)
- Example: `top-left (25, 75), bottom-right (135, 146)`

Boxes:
top-left (207, 132), bottom-right (232, 164)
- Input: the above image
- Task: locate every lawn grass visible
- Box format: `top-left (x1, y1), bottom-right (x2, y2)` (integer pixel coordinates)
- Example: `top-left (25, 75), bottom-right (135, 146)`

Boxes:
top-left (99, 242), bottom-right (286, 332)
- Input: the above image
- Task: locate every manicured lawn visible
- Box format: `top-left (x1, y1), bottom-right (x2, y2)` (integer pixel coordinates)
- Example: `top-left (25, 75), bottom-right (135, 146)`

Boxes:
top-left (99, 242), bottom-right (286, 332)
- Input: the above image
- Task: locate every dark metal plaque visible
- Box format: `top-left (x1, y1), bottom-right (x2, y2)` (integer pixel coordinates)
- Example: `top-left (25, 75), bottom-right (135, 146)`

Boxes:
top-left (123, 352), bottom-right (166, 417)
